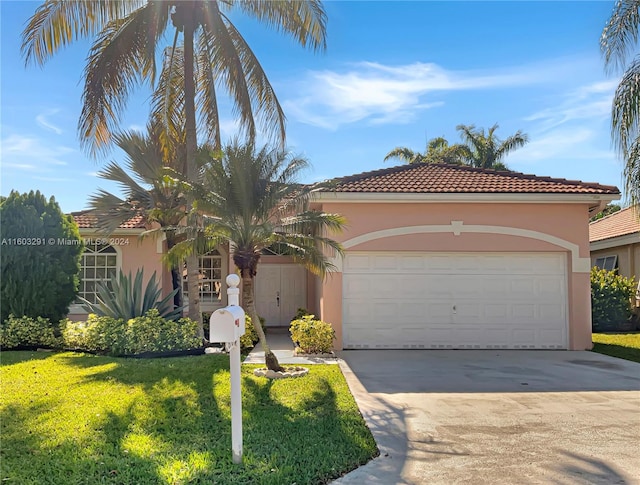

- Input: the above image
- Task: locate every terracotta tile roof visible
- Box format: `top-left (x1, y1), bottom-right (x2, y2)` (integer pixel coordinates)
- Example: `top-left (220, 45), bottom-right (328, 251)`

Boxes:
top-left (589, 206), bottom-right (640, 242)
top-left (70, 210), bottom-right (146, 229)
top-left (326, 163), bottom-right (620, 195)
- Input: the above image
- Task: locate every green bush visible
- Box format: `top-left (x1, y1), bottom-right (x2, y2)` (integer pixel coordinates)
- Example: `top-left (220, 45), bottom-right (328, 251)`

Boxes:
top-left (0, 315), bottom-right (61, 349)
top-left (240, 314), bottom-right (263, 350)
top-left (292, 307), bottom-right (311, 321)
top-left (123, 309), bottom-right (201, 354)
top-left (591, 267), bottom-right (636, 330)
top-left (0, 190), bottom-right (83, 323)
top-left (61, 310), bottom-right (201, 355)
top-left (290, 315), bottom-right (335, 354)
top-left (61, 314), bottom-right (126, 354)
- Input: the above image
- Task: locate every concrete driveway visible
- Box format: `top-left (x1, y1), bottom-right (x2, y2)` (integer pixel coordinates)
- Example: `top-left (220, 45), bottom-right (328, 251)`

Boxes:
top-left (333, 350), bottom-right (640, 485)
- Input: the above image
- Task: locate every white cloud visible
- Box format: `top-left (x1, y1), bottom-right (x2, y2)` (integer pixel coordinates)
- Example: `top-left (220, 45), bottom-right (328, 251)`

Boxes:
top-left (524, 80), bottom-right (618, 131)
top-left (283, 58), bottom-right (582, 130)
top-left (2, 134), bottom-right (74, 169)
top-left (35, 109), bottom-right (63, 135)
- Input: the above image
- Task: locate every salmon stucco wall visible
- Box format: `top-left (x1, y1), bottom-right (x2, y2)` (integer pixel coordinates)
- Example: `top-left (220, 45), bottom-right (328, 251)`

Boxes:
top-left (68, 233), bottom-right (167, 320)
top-left (315, 201), bottom-right (594, 350)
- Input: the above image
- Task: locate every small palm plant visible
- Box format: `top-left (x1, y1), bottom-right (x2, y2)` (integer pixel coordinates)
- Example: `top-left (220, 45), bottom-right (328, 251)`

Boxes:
top-left (80, 269), bottom-right (184, 321)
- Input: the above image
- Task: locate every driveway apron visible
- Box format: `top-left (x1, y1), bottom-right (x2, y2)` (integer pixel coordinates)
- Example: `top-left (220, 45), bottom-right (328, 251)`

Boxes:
top-left (333, 350), bottom-right (640, 485)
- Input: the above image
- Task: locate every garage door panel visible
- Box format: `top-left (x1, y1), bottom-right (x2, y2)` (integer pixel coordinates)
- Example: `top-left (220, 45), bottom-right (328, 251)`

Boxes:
top-left (343, 252), bottom-right (568, 349)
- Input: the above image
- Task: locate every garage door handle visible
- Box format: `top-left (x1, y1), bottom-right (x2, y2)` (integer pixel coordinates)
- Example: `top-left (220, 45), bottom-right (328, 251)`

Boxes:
top-left (276, 292), bottom-right (280, 307)
top-left (453, 305), bottom-right (457, 314)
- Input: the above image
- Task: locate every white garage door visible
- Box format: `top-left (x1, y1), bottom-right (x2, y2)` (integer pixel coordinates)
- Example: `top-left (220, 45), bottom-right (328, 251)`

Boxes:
top-left (342, 252), bottom-right (568, 349)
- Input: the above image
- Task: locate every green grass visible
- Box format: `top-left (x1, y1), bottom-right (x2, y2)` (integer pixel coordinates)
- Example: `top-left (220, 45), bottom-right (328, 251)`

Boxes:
top-left (0, 352), bottom-right (377, 485)
top-left (592, 333), bottom-right (640, 363)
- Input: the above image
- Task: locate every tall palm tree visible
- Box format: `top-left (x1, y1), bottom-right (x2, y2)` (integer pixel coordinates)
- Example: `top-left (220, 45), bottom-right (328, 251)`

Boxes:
top-left (22, 0), bottom-right (328, 321)
top-left (168, 140), bottom-right (345, 371)
top-left (601, 0), bottom-right (640, 204)
top-left (456, 123), bottom-right (528, 170)
top-left (384, 136), bottom-right (470, 165)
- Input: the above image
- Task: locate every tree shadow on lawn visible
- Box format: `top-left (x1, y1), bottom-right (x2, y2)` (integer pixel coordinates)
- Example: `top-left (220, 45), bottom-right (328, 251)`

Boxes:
top-left (1, 399), bottom-right (163, 484)
top-left (38, 354), bottom-right (376, 484)
top-left (0, 350), bottom-right (58, 366)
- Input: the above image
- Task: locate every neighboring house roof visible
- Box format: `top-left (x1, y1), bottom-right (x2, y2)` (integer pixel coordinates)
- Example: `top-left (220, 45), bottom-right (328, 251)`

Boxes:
top-left (70, 210), bottom-right (146, 229)
top-left (589, 206), bottom-right (640, 242)
top-left (326, 163), bottom-right (620, 195)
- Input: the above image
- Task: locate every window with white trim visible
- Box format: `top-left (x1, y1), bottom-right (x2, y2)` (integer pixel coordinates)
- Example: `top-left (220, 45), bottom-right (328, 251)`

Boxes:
top-left (183, 250), bottom-right (222, 302)
top-left (78, 242), bottom-right (118, 303)
top-left (594, 255), bottom-right (618, 271)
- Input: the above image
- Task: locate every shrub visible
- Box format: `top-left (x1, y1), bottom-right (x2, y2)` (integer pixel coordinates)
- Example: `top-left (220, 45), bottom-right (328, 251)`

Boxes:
top-left (123, 309), bottom-right (201, 354)
top-left (290, 315), bottom-right (335, 354)
top-left (0, 315), bottom-right (61, 349)
top-left (292, 307), bottom-right (311, 321)
top-left (0, 190), bottom-right (82, 323)
top-left (240, 314), bottom-right (265, 350)
top-left (81, 269), bottom-right (184, 321)
top-left (61, 310), bottom-right (201, 356)
top-left (591, 267), bottom-right (636, 330)
top-left (61, 314), bottom-right (126, 354)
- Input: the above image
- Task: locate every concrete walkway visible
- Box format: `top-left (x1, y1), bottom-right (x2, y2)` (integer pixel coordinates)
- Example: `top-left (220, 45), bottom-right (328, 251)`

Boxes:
top-left (242, 327), bottom-right (340, 365)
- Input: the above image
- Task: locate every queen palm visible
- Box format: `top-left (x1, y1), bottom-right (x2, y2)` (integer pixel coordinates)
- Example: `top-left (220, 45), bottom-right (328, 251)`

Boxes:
top-left (168, 140), bottom-right (345, 371)
top-left (601, 0), bottom-right (640, 204)
top-left (456, 123), bottom-right (528, 170)
top-left (384, 136), bottom-right (470, 165)
top-left (22, 0), bottom-right (327, 320)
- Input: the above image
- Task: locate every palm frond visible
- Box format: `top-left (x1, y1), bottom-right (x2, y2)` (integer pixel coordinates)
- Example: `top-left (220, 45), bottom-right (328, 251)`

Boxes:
top-left (601, 0), bottom-right (640, 73)
top-left (79, 3), bottom-right (169, 155)
top-left (230, 0), bottom-right (327, 52)
top-left (384, 147), bottom-right (423, 164)
top-left (612, 56), bottom-right (640, 159)
top-left (21, 0), bottom-right (140, 66)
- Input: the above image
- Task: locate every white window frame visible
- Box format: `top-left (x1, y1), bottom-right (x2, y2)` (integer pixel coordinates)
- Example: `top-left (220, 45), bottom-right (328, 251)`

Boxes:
top-left (70, 241), bottom-right (121, 313)
top-left (182, 250), bottom-right (224, 304)
top-left (594, 255), bottom-right (618, 271)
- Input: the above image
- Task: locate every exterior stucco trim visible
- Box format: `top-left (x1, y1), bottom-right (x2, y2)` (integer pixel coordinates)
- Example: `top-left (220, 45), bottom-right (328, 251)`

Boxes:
top-left (331, 221), bottom-right (590, 273)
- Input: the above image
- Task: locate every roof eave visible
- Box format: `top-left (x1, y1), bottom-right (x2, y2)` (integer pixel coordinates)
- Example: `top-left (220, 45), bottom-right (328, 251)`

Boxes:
top-left (312, 192), bottom-right (621, 205)
top-left (590, 232), bottom-right (640, 251)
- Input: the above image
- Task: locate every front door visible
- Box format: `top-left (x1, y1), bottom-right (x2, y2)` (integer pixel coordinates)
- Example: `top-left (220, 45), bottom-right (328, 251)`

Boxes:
top-left (255, 264), bottom-right (307, 327)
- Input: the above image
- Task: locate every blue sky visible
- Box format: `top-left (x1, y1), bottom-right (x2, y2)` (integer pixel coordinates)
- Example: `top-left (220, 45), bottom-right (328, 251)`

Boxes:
top-left (0, 1), bottom-right (625, 213)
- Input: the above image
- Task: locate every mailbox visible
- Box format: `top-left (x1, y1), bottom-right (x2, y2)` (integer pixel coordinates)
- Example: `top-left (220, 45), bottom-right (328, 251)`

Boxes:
top-left (210, 305), bottom-right (246, 343)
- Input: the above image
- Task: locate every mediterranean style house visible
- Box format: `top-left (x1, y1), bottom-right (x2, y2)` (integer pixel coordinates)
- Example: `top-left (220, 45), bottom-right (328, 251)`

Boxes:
top-left (71, 163), bottom-right (619, 350)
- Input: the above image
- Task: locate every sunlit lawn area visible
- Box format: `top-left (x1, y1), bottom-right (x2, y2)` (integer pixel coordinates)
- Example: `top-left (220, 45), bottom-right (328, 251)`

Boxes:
top-left (592, 333), bottom-right (640, 364)
top-left (0, 352), bottom-right (377, 484)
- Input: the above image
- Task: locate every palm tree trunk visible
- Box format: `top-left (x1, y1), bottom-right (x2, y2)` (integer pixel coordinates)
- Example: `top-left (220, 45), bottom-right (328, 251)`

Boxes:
top-left (183, 16), bottom-right (202, 333)
top-left (165, 232), bottom-right (183, 308)
top-left (241, 271), bottom-right (283, 371)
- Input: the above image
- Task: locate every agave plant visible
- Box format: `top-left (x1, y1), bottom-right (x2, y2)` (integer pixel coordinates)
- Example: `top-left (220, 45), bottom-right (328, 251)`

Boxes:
top-left (80, 269), bottom-right (184, 321)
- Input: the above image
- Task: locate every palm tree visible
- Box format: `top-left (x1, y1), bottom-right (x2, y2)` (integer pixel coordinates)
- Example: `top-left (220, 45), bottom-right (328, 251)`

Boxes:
top-left (88, 124), bottom-right (186, 310)
top-left (21, 0), bottom-right (328, 321)
top-left (168, 140), bottom-right (345, 371)
top-left (456, 123), bottom-right (528, 170)
top-left (384, 136), bottom-right (470, 165)
top-left (601, 0), bottom-right (640, 204)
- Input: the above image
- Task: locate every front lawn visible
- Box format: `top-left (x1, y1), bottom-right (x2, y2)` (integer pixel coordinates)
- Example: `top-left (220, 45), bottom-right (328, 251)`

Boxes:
top-left (592, 333), bottom-right (640, 363)
top-left (0, 352), bottom-right (377, 484)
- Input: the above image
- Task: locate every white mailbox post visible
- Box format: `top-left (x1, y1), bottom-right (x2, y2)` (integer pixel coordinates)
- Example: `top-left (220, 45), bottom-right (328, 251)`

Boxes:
top-left (209, 274), bottom-right (245, 464)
